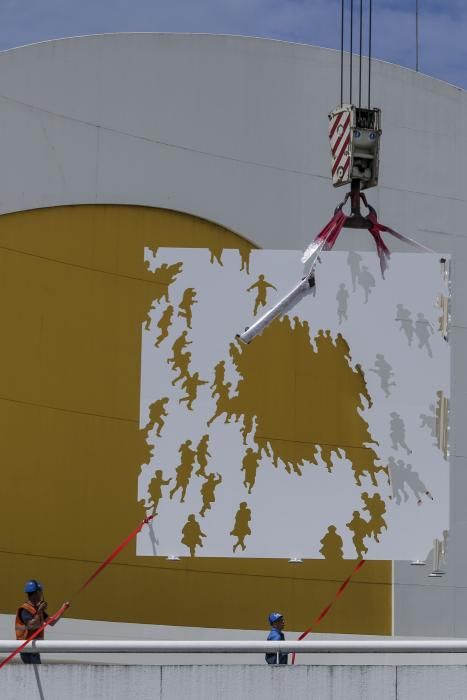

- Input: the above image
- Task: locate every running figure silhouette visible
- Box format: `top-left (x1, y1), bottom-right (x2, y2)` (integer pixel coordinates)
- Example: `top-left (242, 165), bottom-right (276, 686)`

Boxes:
top-left (247, 275), bottom-right (277, 316)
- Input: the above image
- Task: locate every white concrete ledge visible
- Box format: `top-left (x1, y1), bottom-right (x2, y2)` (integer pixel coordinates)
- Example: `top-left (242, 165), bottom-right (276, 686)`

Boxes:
top-left (6, 639), bottom-right (467, 654)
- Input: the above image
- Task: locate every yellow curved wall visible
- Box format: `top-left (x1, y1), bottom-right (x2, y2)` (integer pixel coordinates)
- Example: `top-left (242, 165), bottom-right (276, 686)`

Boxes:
top-left (0, 204), bottom-right (390, 633)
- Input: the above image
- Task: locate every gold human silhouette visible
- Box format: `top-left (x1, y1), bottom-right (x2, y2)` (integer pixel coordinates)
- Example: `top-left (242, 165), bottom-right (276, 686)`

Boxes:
top-left (144, 397), bottom-right (169, 438)
top-left (178, 288), bottom-right (197, 329)
top-left (335, 332), bottom-right (352, 362)
top-left (152, 262), bottom-right (183, 303)
top-left (293, 317), bottom-right (312, 346)
top-left (147, 469), bottom-right (171, 515)
top-left (207, 381), bottom-right (233, 427)
top-left (346, 510), bottom-right (369, 558)
top-left (143, 305), bottom-right (155, 331)
top-left (169, 440), bottom-right (197, 502)
top-left (209, 244), bottom-right (224, 267)
top-left (195, 434), bottom-right (211, 477)
top-left (355, 363), bottom-right (373, 409)
top-left (361, 492), bottom-right (387, 542)
top-left (247, 275), bottom-right (277, 316)
top-left (241, 448), bottom-right (261, 494)
top-left (230, 502), bottom-right (252, 553)
top-left (171, 351), bottom-right (191, 386)
top-left (241, 413), bottom-right (254, 445)
top-left (199, 472), bottom-right (222, 517)
top-left (239, 248), bottom-right (251, 274)
top-left (181, 514), bottom-right (206, 557)
top-left (138, 497), bottom-right (152, 519)
top-left (167, 331), bottom-right (192, 367)
top-left (211, 361), bottom-right (226, 398)
top-left (154, 305), bottom-right (174, 347)
top-left (315, 329), bottom-right (330, 354)
top-left (319, 525), bottom-right (344, 560)
top-left (179, 372), bottom-right (208, 411)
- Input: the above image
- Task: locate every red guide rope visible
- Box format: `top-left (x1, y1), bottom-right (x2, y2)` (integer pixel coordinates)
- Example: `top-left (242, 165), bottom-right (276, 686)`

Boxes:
top-left (0, 603), bottom-right (69, 670)
top-left (0, 515), bottom-right (154, 669)
top-left (291, 558), bottom-right (366, 665)
top-left (76, 515), bottom-right (154, 595)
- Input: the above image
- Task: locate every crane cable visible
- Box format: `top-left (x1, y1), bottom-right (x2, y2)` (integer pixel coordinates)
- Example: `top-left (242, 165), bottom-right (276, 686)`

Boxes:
top-left (339, 0), bottom-right (373, 108)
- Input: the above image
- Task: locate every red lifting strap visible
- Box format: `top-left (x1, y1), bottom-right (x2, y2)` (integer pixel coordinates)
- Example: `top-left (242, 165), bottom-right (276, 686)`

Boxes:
top-left (303, 201), bottom-right (433, 278)
top-left (291, 558), bottom-right (366, 665)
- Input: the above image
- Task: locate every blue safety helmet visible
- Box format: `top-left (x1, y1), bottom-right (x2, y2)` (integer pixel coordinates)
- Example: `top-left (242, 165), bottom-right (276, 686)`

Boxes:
top-left (24, 579), bottom-right (43, 594)
top-left (268, 612), bottom-right (283, 625)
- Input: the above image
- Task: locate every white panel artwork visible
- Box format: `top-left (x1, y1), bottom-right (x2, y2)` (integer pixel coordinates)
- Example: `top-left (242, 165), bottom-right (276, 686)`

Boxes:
top-left (137, 248), bottom-right (450, 561)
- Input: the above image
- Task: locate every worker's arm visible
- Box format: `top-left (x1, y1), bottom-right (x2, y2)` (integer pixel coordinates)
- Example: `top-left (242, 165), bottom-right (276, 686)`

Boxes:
top-left (48, 602), bottom-right (71, 627)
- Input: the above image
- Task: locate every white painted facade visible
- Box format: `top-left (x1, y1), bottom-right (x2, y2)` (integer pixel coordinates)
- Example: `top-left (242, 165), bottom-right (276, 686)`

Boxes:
top-left (0, 33), bottom-right (466, 638)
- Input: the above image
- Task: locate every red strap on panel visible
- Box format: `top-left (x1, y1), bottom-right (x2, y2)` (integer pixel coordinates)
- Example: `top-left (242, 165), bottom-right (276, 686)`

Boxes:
top-left (291, 558), bottom-right (366, 665)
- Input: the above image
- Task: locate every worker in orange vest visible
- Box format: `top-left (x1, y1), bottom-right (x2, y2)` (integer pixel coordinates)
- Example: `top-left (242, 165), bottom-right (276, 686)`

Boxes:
top-left (15, 579), bottom-right (69, 664)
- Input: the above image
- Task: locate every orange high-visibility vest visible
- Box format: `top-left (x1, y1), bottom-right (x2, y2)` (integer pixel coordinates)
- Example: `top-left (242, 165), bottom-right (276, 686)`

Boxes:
top-left (15, 601), bottom-right (45, 641)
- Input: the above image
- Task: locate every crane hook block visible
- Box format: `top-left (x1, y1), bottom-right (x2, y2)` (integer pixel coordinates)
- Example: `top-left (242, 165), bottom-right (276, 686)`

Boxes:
top-left (329, 105), bottom-right (382, 190)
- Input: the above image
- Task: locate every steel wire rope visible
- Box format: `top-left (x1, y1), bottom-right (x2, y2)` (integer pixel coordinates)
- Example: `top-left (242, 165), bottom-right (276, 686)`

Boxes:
top-left (340, 0), bottom-right (344, 105)
top-left (359, 0), bottom-right (363, 107)
top-left (368, 0), bottom-right (372, 107)
top-left (349, 0), bottom-right (353, 103)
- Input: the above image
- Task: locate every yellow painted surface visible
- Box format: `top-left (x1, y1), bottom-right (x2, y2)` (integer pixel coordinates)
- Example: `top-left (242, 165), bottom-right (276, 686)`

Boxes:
top-left (0, 204), bottom-right (391, 633)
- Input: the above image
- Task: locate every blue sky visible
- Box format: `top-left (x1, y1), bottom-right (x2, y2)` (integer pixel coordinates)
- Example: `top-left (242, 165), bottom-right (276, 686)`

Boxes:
top-left (1, 0), bottom-right (465, 89)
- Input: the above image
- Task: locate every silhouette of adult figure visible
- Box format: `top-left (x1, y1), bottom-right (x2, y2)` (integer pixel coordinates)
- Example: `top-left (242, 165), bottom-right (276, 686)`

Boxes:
top-left (239, 248), bottom-right (251, 274)
top-left (369, 354), bottom-right (396, 398)
top-left (388, 457), bottom-right (410, 504)
top-left (420, 404), bottom-right (436, 438)
top-left (358, 265), bottom-right (375, 303)
top-left (178, 288), bottom-right (197, 329)
top-left (347, 251), bottom-right (362, 292)
top-left (361, 492), bottom-right (387, 542)
top-left (404, 463), bottom-right (433, 505)
top-left (415, 312), bottom-right (434, 357)
top-left (247, 275), bottom-right (277, 316)
top-left (200, 473), bottom-right (222, 517)
top-left (241, 448), bottom-right (261, 494)
top-left (346, 511), bottom-right (368, 558)
top-left (181, 514), bottom-right (206, 557)
top-left (336, 283), bottom-right (349, 324)
top-left (167, 331), bottom-right (191, 367)
top-left (179, 372), bottom-right (208, 411)
top-left (390, 412), bottom-right (412, 455)
top-left (147, 470), bottom-right (171, 515)
top-left (230, 502), bottom-right (252, 553)
top-left (207, 382), bottom-right (233, 427)
top-left (211, 361), bottom-right (226, 399)
top-left (195, 434), bottom-right (211, 477)
top-left (155, 305), bottom-right (174, 347)
top-left (170, 440), bottom-right (197, 502)
top-left (319, 525), bottom-right (344, 560)
top-left (396, 304), bottom-right (414, 346)
top-left (144, 397), bottom-right (169, 438)
top-left (171, 351), bottom-right (191, 386)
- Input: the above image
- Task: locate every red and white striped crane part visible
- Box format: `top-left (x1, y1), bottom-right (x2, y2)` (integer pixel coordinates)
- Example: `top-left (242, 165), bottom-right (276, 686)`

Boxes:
top-left (329, 109), bottom-right (352, 186)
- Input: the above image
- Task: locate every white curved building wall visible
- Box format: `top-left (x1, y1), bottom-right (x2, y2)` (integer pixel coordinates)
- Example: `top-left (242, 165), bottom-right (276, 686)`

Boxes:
top-left (0, 33), bottom-right (465, 636)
